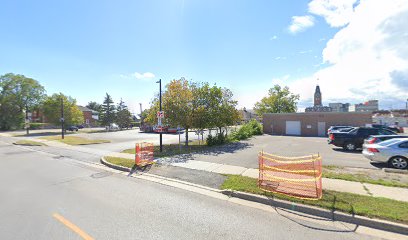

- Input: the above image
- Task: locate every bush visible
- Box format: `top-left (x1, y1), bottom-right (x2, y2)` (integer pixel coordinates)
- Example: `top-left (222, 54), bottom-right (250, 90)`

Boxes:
top-left (29, 123), bottom-right (47, 130)
top-left (206, 132), bottom-right (227, 146)
top-left (230, 120), bottom-right (262, 141)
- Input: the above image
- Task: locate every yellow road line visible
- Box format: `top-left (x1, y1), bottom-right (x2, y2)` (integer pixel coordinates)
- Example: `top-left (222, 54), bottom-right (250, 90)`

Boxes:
top-left (53, 213), bottom-right (94, 240)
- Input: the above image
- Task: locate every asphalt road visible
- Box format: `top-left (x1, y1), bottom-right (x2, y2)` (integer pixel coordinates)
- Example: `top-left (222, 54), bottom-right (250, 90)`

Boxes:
top-left (0, 140), bottom-right (376, 240)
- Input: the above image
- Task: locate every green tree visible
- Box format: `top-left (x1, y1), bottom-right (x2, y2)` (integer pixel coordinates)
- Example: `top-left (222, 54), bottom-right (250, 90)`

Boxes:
top-left (86, 101), bottom-right (102, 112)
top-left (43, 93), bottom-right (84, 127)
top-left (116, 98), bottom-right (132, 129)
top-left (0, 73), bottom-right (46, 131)
top-left (100, 93), bottom-right (116, 128)
top-left (254, 85), bottom-right (299, 117)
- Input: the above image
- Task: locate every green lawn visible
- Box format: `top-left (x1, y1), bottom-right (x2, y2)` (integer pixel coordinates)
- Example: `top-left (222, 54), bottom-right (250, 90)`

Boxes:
top-left (40, 136), bottom-right (110, 145)
top-left (104, 156), bottom-right (135, 168)
top-left (14, 140), bottom-right (46, 146)
top-left (122, 141), bottom-right (209, 158)
top-left (221, 175), bottom-right (408, 224)
top-left (322, 170), bottom-right (408, 188)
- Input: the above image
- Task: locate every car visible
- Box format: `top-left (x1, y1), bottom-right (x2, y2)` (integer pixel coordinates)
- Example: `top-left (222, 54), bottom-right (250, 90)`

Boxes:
top-left (328, 127), bottom-right (397, 151)
top-left (362, 138), bottom-right (408, 169)
top-left (76, 124), bottom-right (85, 129)
top-left (327, 126), bottom-right (353, 135)
top-left (363, 135), bottom-right (408, 146)
top-left (372, 124), bottom-right (403, 133)
top-left (106, 123), bottom-right (120, 131)
top-left (66, 125), bottom-right (79, 132)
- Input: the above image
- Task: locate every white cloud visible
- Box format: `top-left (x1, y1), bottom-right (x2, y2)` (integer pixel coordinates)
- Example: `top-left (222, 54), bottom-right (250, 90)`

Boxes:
top-left (270, 35), bottom-right (278, 40)
top-left (120, 72), bottom-right (155, 80)
top-left (285, 0), bottom-right (408, 110)
top-left (308, 0), bottom-right (358, 27)
top-left (288, 15), bottom-right (315, 34)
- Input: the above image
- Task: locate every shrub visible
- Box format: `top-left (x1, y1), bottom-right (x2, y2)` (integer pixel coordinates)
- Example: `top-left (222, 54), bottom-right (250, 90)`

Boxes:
top-left (230, 120), bottom-right (262, 141)
top-left (206, 132), bottom-right (227, 146)
top-left (29, 123), bottom-right (47, 130)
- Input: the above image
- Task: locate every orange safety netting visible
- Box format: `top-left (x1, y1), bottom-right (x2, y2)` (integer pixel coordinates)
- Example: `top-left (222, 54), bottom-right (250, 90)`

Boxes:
top-left (135, 142), bottom-right (154, 166)
top-left (258, 151), bottom-right (322, 200)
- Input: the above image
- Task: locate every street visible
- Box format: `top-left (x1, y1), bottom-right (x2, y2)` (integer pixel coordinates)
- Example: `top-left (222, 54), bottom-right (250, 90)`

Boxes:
top-left (0, 138), bottom-right (377, 240)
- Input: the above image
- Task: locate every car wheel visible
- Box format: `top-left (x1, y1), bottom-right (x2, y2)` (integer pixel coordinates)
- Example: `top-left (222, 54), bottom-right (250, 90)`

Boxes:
top-left (389, 156), bottom-right (408, 169)
top-left (343, 142), bottom-right (356, 151)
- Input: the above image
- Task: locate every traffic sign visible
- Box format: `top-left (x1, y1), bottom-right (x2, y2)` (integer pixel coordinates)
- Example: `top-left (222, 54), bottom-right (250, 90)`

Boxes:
top-left (157, 111), bottom-right (164, 118)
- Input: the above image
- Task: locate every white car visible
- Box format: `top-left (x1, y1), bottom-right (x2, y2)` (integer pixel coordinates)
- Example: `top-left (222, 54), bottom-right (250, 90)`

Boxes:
top-left (362, 138), bottom-right (408, 169)
top-left (106, 123), bottom-right (120, 131)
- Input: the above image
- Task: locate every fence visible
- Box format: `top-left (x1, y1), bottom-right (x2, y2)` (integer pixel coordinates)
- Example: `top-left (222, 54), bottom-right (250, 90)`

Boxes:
top-left (258, 151), bottom-right (322, 200)
top-left (135, 142), bottom-right (154, 166)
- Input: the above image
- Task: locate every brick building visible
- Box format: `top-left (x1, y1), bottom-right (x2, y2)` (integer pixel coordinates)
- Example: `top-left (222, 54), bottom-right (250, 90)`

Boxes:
top-left (263, 112), bottom-right (372, 137)
top-left (77, 106), bottom-right (98, 126)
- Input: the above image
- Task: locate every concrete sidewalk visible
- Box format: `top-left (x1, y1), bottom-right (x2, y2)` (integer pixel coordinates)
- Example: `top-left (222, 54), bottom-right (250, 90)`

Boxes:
top-left (23, 137), bottom-right (408, 202)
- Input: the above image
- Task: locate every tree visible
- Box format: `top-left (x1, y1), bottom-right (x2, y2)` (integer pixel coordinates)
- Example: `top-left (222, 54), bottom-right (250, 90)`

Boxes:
top-left (254, 85), bottom-right (299, 117)
top-left (116, 98), bottom-right (132, 129)
top-left (0, 73), bottom-right (46, 131)
top-left (100, 93), bottom-right (116, 128)
top-left (86, 101), bottom-right (102, 112)
top-left (43, 93), bottom-right (84, 127)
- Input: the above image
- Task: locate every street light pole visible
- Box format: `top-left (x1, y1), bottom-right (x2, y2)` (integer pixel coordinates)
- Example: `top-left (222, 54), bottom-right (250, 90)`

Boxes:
top-left (157, 79), bottom-right (163, 152)
top-left (60, 96), bottom-right (65, 139)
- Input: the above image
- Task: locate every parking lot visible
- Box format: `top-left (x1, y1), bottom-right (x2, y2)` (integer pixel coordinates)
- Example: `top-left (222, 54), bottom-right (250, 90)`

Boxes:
top-left (189, 134), bottom-right (382, 169)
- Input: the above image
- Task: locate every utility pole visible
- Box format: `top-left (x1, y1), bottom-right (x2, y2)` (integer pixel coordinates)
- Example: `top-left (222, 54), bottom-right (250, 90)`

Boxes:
top-left (139, 103), bottom-right (143, 124)
top-left (25, 105), bottom-right (29, 135)
top-left (60, 96), bottom-right (65, 139)
top-left (156, 79), bottom-right (163, 152)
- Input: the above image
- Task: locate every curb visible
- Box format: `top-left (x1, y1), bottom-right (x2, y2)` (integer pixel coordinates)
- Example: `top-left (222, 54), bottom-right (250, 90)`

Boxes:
top-left (383, 168), bottom-right (408, 174)
top-left (101, 156), bottom-right (408, 236)
top-left (221, 190), bottom-right (408, 236)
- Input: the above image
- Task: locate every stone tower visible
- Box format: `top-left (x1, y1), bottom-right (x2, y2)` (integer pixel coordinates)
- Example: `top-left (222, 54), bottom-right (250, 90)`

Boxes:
top-left (314, 85), bottom-right (322, 107)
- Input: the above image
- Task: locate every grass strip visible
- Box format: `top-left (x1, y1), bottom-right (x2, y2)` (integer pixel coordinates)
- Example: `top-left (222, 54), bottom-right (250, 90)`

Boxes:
top-left (104, 156), bottom-right (135, 168)
top-left (221, 175), bottom-right (408, 224)
top-left (40, 136), bottom-right (110, 145)
top-left (121, 141), bottom-right (209, 158)
top-left (14, 140), bottom-right (46, 146)
top-left (322, 171), bottom-right (408, 188)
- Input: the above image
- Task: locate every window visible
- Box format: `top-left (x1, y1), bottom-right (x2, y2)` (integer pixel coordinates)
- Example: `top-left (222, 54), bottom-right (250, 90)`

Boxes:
top-left (399, 142), bottom-right (408, 148)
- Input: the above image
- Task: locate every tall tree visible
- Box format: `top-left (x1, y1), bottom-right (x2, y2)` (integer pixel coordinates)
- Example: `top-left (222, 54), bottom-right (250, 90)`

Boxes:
top-left (100, 93), bottom-right (116, 129)
top-left (0, 73), bottom-right (46, 131)
top-left (43, 93), bottom-right (84, 127)
top-left (116, 98), bottom-right (132, 129)
top-left (254, 85), bottom-right (299, 116)
top-left (86, 101), bottom-right (102, 112)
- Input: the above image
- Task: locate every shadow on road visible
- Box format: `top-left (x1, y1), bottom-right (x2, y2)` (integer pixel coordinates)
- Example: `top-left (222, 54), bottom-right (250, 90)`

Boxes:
top-left (332, 148), bottom-right (362, 154)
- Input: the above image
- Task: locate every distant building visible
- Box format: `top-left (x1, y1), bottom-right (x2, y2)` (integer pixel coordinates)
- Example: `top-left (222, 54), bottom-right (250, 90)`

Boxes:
top-left (77, 106), bottom-right (99, 126)
top-left (372, 109), bottom-right (408, 127)
top-left (329, 103), bottom-right (350, 112)
top-left (240, 108), bottom-right (259, 123)
top-left (305, 85), bottom-right (332, 112)
top-left (349, 100), bottom-right (379, 112)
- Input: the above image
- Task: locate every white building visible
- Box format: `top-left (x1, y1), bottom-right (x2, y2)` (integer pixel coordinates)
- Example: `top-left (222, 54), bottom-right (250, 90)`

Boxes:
top-left (372, 110), bottom-right (408, 127)
top-left (349, 100), bottom-right (379, 112)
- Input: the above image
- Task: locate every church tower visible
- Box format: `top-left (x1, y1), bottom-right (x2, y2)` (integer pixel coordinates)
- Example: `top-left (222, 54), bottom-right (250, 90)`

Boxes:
top-left (314, 85), bottom-right (322, 107)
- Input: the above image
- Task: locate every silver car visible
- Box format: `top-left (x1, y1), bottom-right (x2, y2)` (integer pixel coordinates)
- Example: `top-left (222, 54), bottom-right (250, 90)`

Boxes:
top-left (362, 138), bottom-right (408, 169)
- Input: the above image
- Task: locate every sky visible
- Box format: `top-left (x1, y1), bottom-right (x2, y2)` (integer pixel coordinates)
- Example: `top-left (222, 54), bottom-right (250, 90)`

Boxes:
top-left (1, 0), bottom-right (407, 114)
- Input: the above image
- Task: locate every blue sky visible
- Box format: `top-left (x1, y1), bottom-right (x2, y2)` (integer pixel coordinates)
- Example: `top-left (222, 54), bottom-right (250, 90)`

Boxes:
top-left (1, 0), bottom-right (407, 112)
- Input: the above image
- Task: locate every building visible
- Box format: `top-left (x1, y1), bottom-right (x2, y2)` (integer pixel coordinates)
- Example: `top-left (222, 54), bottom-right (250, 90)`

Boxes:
top-left (305, 85), bottom-right (332, 112)
top-left (77, 106), bottom-right (99, 126)
top-left (329, 103), bottom-right (350, 112)
top-left (240, 108), bottom-right (259, 123)
top-left (349, 100), bottom-right (379, 112)
top-left (263, 112), bottom-right (372, 137)
top-left (372, 109), bottom-right (408, 127)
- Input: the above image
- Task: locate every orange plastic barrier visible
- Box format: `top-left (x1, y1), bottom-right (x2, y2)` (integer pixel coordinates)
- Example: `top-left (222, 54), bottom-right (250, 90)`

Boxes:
top-left (135, 142), bottom-right (154, 166)
top-left (258, 151), bottom-right (322, 200)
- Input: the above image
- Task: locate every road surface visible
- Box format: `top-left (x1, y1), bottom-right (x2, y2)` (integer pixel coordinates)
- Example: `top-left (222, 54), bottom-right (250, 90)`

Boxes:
top-left (0, 139), bottom-right (377, 240)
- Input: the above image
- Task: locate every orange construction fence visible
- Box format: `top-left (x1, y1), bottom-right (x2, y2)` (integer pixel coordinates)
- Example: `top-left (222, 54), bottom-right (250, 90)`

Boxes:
top-left (135, 142), bottom-right (154, 166)
top-left (258, 151), bottom-right (322, 200)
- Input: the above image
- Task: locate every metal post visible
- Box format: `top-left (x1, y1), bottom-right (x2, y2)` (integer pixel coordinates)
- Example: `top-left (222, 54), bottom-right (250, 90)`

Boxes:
top-left (61, 96), bottom-right (65, 139)
top-left (159, 79), bottom-right (163, 152)
top-left (25, 105), bottom-right (29, 135)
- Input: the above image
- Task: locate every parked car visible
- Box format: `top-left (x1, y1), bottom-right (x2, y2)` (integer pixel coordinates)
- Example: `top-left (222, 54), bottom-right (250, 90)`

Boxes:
top-left (372, 124), bottom-right (403, 133)
top-left (362, 138), bottom-right (408, 169)
top-left (76, 124), bottom-right (85, 129)
top-left (66, 125), bottom-right (79, 132)
top-left (328, 127), bottom-right (397, 151)
top-left (327, 126), bottom-right (353, 135)
top-left (363, 135), bottom-right (408, 145)
top-left (106, 123), bottom-right (120, 131)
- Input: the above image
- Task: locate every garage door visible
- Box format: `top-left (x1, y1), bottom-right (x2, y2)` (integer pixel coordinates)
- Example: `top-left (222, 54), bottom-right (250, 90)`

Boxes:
top-left (286, 121), bottom-right (301, 135)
